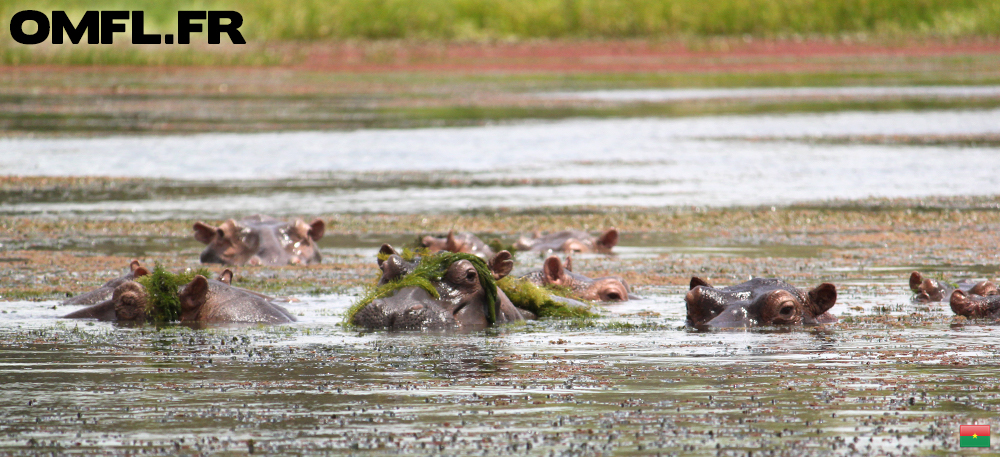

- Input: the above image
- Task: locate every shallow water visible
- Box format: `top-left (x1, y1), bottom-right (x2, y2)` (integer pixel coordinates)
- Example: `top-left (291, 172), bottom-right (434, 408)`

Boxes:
top-left (3, 109), bottom-right (1000, 218)
top-left (1, 287), bottom-right (996, 456)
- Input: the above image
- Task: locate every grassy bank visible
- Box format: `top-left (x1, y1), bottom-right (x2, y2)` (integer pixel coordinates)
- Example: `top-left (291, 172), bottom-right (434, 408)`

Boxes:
top-left (2, 0), bottom-right (999, 65)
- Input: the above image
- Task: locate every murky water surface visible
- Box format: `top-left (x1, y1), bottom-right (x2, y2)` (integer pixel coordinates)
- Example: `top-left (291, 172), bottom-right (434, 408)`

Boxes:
top-left (4, 105), bottom-right (1000, 455)
top-left (3, 109), bottom-right (1000, 218)
top-left (1, 286), bottom-right (996, 456)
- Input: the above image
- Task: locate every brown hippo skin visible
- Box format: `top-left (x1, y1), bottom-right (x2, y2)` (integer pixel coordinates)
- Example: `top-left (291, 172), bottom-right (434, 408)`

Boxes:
top-left (193, 214), bottom-right (325, 265)
top-left (685, 277), bottom-right (837, 328)
top-left (421, 231), bottom-right (494, 259)
top-left (513, 228), bottom-right (618, 254)
top-left (63, 272), bottom-right (295, 324)
top-left (951, 289), bottom-right (1000, 319)
top-left (353, 247), bottom-right (528, 331)
top-left (522, 256), bottom-right (635, 302)
top-left (909, 271), bottom-right (997, 302)
top-left (61, 260), bottom-right (149, 306)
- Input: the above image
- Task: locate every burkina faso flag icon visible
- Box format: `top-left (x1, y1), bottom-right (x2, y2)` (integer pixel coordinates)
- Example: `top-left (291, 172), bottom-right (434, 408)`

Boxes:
top-left (960, 425), bottom-right (990, 448)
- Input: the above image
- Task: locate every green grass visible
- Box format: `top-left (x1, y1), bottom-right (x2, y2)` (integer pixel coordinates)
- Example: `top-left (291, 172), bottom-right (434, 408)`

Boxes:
top-left (2, 0), bottom-right (999, 65)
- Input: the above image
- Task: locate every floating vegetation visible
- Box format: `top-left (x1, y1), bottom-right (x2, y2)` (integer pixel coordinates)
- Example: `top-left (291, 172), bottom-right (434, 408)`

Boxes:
top-left (497, 277), bottom-right (601, 319)
top-left (134, 264), bottom-right (211, 323)
top-left (345, 252), bottom-right (498, 325)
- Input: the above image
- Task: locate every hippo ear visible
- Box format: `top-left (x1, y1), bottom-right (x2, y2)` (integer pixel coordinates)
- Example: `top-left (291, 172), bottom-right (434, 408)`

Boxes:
top-left (909, 271), bottom-right (924, 292)
top-left (217, 269), bottom-right (233, 285)
top-left (806, 283), bottom-right (837, 316)
top-left (597, 228), bottom-right (619, 250)
top-left (193, 222), bottom-right (218, 244)
top-left (542, 256), bottom-right (569, 286)
top-left (129, 260), bottom-right (142, 272)
top-left (488, 251), bottom-right (514, 281)
top-left (445, 230), bottom-right (462, 252)
top-left (377, 244), bottom-right (399, 268)
top-left (133, 266), bottom-right (149, 278)
top-left (690, 276), bottom-right (711, 290)
top-left (421, 236), bottom-right (436, 248)
top-left (179, 275), bottom-right (209, 312)
top-left (565, 256), bottom-right (573, 272)
top-left (308, 219), bottom-right (325, 241)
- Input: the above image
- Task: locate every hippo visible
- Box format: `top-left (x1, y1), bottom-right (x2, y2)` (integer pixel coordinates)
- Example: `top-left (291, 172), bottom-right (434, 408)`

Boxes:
top-left (909, 271), bottom-right (997, 302)
top-left (351, 246), bottom-right (530, 331)
top-left (61, 260), bottom-right (149, 306)
top-left (421, 231), bottom-right (494, 258)
top-left (685, 277), bottom-right (838, 328)
top-left (513, 228), bottom-right (618, 254)
top-left (951, 290), bottom-right (1000, 319)
top-left (193, 215), bottom-right (325, 265)
top-left (63, 268), bottom-right (295, 324)
top-left (522, 256), bottom-right (635, 302)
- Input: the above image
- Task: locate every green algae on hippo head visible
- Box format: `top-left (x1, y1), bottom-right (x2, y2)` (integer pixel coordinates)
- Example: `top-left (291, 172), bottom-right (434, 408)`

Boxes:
top-left (348, 246), bottom-right (599, 331)
top-left (63, 265), bottom-right (295, 325)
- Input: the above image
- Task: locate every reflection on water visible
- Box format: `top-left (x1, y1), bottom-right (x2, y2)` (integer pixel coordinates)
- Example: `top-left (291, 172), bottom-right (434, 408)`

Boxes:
top-left (0, 292), bottom-right (994, 455)
top-left (3, 109), bottom-right (1000, 218)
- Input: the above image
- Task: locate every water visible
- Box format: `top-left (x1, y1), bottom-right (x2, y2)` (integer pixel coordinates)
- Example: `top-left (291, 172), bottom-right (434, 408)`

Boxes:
top-left (3, 109), bottom-right (1000, 218)
top-left (5, 105), bottom-right (1000, 455)
top-left (0, 290), bottom-right (995, 455)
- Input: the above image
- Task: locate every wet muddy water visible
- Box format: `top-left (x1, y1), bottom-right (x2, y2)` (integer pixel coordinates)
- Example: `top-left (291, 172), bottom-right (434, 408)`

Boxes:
top-left (4, 104), bottom-right (1000, 455)
top-left (3, 109), bottom-right (1000, 218)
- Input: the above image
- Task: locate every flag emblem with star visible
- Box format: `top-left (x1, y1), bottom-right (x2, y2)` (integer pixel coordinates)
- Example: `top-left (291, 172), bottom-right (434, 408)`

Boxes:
top-left (960, 425), bottom-right (990, 448)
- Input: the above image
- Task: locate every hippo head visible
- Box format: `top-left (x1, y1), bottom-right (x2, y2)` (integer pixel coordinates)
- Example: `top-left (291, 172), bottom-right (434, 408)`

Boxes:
top-left (562, 228), bottom-right (619, 254)
top-left (351, 249), bottom-right (523, 330)
top-left (909, 271), bottom-right (951, 302)
top-left (538, 256), bottom-right (632, 302)
top-left (951, 289), bottom-right (1000, 319)
top-left (420, 231), bottom-right (494, 258)
top-left (193, 216), bottom-right (325, 265)
top-left (685, 277), bottom-right (837, 328)
top-left (910, 271), bottom-right (997, 302)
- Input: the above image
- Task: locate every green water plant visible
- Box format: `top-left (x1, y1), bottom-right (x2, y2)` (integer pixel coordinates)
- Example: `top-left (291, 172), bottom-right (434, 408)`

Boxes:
top-left (346, 252), bottom-right (497, 324)
top-left (496, 277), bottom-right (601, 319)
top-left (134, 264), bottom-right (211, 323)
top-left (346, 251), bottom-right (600, 326)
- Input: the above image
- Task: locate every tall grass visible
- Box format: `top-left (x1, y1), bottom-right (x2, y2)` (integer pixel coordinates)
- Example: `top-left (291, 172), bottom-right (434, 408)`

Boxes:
top-left (2, 0), bottom-right (998, 65)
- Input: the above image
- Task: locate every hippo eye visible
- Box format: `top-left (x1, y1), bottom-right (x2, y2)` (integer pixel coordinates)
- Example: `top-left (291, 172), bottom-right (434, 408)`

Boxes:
top-left (778, 301), bottom-right (796, 316)
top-left (216, 228), bottom-right (225, 238)
top-left (604, 291), bottom-right (622, 301)
top-left (465, 269), bottom-right (477, 282)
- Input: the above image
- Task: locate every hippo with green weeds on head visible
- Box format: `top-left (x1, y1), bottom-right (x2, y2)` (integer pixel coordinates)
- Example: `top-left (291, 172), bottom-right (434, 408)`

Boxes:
top-left (685, 277), bottom-right (837, 329)
top-left (909, 271), bottom-right (997, 302)
top-left (194, 214), bottom-right (325, 265)
top-left (348, 245), bottom-right (599, 331)
top-left (63, 266), bottom-right (295, 324)
top-left (421, 230), bottom-right (494, 258)
top-left (522, 256), bottom-right (636, 302)
top-left (61, 260), bottom-right (149, 306)
top-left (514, 228), bottom-right (618, 254)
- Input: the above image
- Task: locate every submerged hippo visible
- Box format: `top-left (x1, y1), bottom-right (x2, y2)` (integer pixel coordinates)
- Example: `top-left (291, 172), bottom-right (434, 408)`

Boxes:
top-left (909, 271), bottom-right (997, 302)
top-left (685, 277), bottom-right (838, 328)
top-left (514, 228), bottom-right (618, 254)
top-left (62, 260), bottom-right (149, 306)
top-left (522, 256), bottom-right (635, 302)
top-left (193, 215), bottom-right (325, 265)
top-left (421, 231), bottom-right (494, 258)
top-left (951, 290), bottom-right (1000, 319)
top-left (351, 246), bottom-right (530, 331)
top-left (63, 268), bottom-right (295, 324)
